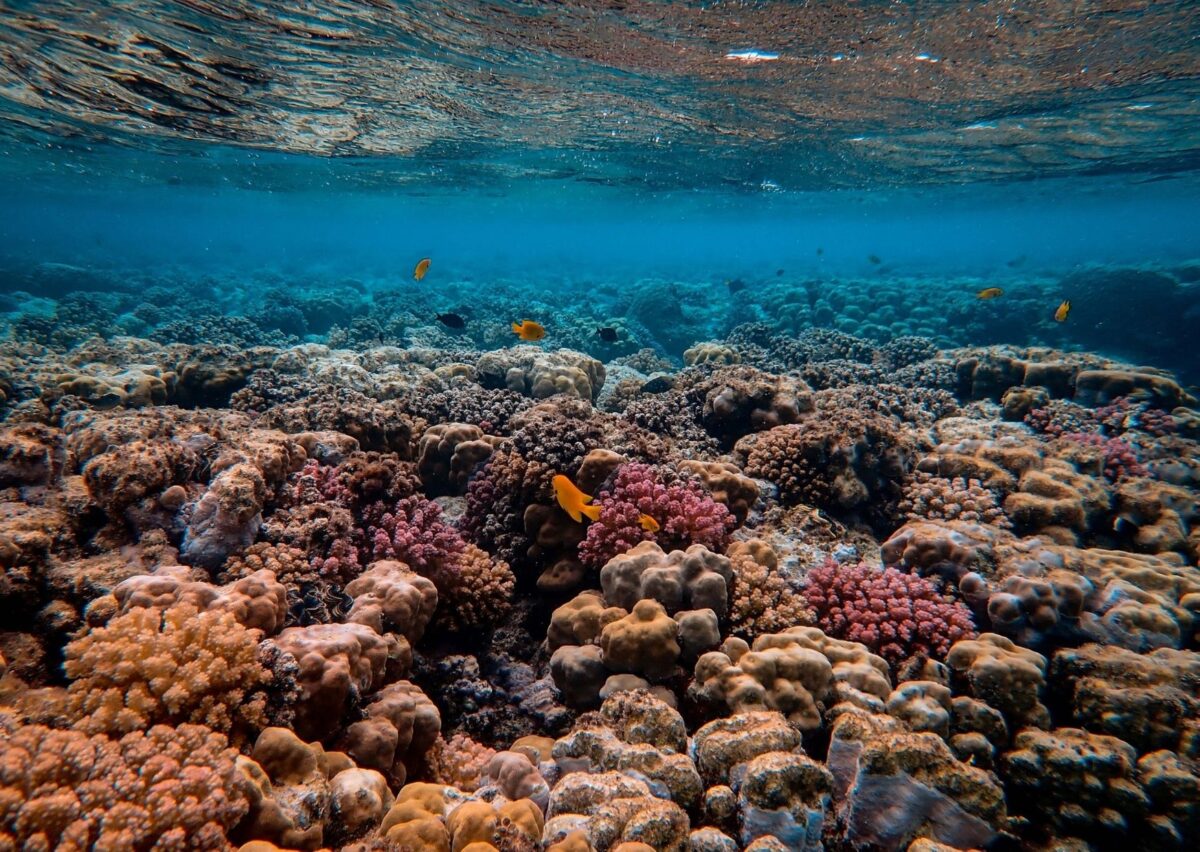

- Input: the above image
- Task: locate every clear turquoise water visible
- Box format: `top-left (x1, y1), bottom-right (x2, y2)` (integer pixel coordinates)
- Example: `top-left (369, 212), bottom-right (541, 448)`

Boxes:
top-left (0, 0), bottom-right (1197, 373)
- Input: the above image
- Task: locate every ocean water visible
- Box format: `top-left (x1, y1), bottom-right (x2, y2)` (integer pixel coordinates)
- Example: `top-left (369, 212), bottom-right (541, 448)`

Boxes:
top-left (1, 2), bottom-right (1199, 851)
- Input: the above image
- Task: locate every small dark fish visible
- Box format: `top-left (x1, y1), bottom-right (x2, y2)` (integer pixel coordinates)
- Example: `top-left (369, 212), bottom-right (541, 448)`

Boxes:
top-left (377, 332), bottom-right (385, 344)
top-left (867, 254), bottom-right (882, 265)
top-left (727, 278), bottom-right (746, 294)
top-left (816, 247), bottom-right (824, 255)
top-left (436, 312), bottom-right (466, 329)
top-left (641, 376), bottom-right (674, 394)
top-left (1006, 255), bottom-right (1027, 268)
top-left (597, 327), bottom-right (619, 342)
top-left (776, 268), bottom-right (785, 276)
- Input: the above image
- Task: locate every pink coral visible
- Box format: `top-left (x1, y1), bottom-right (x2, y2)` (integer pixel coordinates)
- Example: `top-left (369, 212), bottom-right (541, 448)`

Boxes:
top-left (292, 458), bottom-right (353, 506)
top-left (366, 495), bottom-right (466, 579)
top-left (578, 463), bottom-right (733, 568)
top-left (802, 559), bottom-right (977, 667)
top-left (1060, 432), bottom-right (1149, 482)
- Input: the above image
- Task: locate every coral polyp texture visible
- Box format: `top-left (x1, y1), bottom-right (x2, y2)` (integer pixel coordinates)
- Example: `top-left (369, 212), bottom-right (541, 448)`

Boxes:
top-left (2, 270), bottom-right (1200, 851)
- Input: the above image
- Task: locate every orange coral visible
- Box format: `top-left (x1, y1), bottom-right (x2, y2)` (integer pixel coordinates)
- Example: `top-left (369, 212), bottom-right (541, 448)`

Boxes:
top-left (64, 603), bottom-right (273, 743)
top-left (0, 719), bottom-right (248, 849)
top-left (427, 733), bottom-right (498, 792)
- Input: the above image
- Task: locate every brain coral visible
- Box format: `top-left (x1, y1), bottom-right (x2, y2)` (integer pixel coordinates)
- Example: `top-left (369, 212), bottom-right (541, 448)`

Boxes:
top-left (0, 720), bottom-right (248, 850)
top-left (802, 559), bottom-right (977, 668)
top-left (64, 603), bottom-right (274, 744)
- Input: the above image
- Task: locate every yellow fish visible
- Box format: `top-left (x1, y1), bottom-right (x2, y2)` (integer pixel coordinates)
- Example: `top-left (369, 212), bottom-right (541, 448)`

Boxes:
top-left (639, 514), bottom-right (660, 533)
top-left (512, 319), bottom-right (546, 341)
top-left (976, 287), bottom-right (1003, 300)
top-left (413, 257), bottom-right (431, 281)
top-left (552, 474), bottom-right (601, 523)
top-left (1054, 299), bottom-right (1071, 322)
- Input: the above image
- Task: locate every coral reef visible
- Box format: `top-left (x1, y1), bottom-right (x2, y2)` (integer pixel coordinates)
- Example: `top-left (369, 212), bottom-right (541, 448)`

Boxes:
top-left (5, 267), bottom-right (1200, 851)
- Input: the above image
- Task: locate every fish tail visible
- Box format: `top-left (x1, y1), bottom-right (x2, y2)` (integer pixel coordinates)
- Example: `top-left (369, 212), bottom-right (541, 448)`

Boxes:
top-left (580, 504), bottom-right (602, 522)
top-left (511, 322), bottom-right (522, 333)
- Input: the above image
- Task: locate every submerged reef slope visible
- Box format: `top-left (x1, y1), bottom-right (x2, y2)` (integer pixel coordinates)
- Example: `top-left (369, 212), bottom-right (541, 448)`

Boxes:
top-left (1, 270), bottom-right (1199, 851)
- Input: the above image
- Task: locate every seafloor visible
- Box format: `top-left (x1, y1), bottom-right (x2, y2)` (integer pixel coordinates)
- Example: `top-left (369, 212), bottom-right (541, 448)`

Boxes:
top-left (1, 262), bottom-right (1199, 851)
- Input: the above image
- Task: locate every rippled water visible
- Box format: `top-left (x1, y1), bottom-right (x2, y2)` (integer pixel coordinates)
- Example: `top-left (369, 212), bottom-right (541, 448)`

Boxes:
top-left (2, 0), bottom-right (1198, 190)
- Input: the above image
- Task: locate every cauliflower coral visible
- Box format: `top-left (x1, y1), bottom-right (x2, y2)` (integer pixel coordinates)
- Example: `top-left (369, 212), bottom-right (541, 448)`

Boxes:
top-left (578, 463), bottom-right (734, 568)
top-left (802, 559), bottom-right (977, 667)
top-left (0, 719), bottom-right (248, 850)
top-left (64, 603), bottom-right (274, 743)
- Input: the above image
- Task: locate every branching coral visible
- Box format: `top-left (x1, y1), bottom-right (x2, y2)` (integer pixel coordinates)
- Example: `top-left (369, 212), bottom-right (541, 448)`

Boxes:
top-left (578, 463), bottom-right (733, 568)
top-left (434, 543), bottom-right (516, 633)
top-left (1059, 432), bottom-right (1149, 481)
top-left (64, 603), bottom-right (274, 743)
top-left (726, 540), bottom-right (814, 641)
top-left (801, 560), bottom-right (977, 667)
top-left (0, 720), bottom-right (249, 850)
top-left (366, 495), bottom-right (466, 579)
top-left (736, 410), bottom-right (913, 527)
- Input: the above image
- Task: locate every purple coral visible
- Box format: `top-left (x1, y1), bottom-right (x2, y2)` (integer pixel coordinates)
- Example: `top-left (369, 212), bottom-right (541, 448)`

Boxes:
top-left (802, 559), bottom-right (977, 667)
top-left (1060, 432), bottom-right (1148, 482)
top-left (366, 495), bottom-right (465, 577)
top-left (578, 463), bottom-right (733, 568)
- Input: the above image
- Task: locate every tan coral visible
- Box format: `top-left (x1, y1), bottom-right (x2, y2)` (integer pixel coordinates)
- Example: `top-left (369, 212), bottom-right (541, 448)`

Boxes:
top-left (0, 720), bottom-right (249, 850)
top-left (340, 680), bottom-right (441, 788)
top-left (679, 460), bottom-right (759, 524)
top-left (477, 347), bottom-right (606, 403)
top-left (599, 599), bottom-right (681, 682)
top-left (946, 633), bottom-right (1049, 731)
top-left (545, 771), bottom-right (689, 852)
top-left (554, 692), bottom-right (701, 810)
top-left (64, 603), bottom-right (273, 743)
top-left (725, 539), bottom-right (814, 641)
top-left (234, 727), bottom-right (353, 850)
top-left (271, 622), bottom-right (391, 740)
top-left (886, 680), bottom-right (953, 739)
top-left (427, 733), bottom-right (498, 792)
top-left (600, 542), bottom-right (734, 619)
top-left (1050, 643), bottom-right (1200, 755)
top-left (1001, 727), bottom-right (1149, 843)
top-left (112, 566), bottom-right (288, 635)
top-left (548, 592), bottom-right (628, 650)
top-left (683, 343), bottom-right (741, 367)
top-left (417, 423), bottom-right (503, 496)
top-left (345, 559), bottom-right (439, 641)
top-left (690, 627), bottom-right (890, 731)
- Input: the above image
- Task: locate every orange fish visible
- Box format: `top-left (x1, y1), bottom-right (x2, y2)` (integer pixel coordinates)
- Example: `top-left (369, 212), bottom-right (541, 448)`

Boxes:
top-left (639, 514), bottom-right (660, 533)
top-left (413, 257), bottom-right (431, 281)
top-left (512, 319), bottom-right (546, 341)
top-left (976, 287), bottom-right (1003, 300)
top-left (1054, 299), bottom-right (1071, 322)
top-left (552, 474), bottom-right (601, 523)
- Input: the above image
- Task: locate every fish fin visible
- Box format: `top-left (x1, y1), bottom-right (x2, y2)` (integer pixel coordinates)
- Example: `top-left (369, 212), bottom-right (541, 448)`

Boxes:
top-left (580, 504), bottom-right (602, 522)
top-left (511, 322), bottom-right (522, 334)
